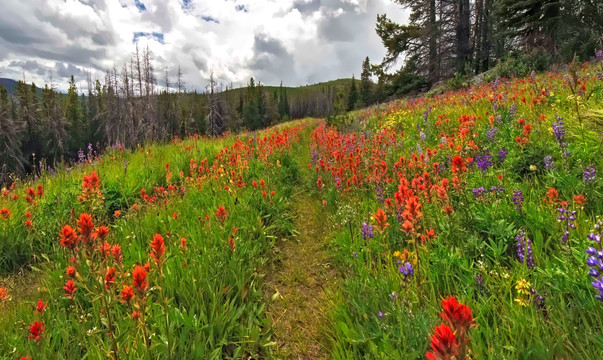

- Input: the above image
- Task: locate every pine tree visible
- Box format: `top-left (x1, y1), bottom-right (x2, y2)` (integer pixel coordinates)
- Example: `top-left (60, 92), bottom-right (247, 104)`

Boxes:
top-left (65, 75), bottom-right (83, 151)
top-left (0, 85), bottom-right (24, 179)
top-left (360, 57), bottom-right (373, 106)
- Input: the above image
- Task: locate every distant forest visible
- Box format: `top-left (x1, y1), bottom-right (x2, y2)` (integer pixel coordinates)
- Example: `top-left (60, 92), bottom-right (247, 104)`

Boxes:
top-left (1, 0), bottom-right (602, 182)
top-left (0, 45), bottom-right (367, 182)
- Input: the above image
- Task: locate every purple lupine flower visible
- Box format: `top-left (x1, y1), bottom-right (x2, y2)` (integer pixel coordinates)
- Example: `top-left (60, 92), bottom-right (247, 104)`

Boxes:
top-left (512, 189), bottom-right (524, 211)
top-left (476, 274), bottom-right (484, 288)
top-left (486, 127), bottom-right (498, 141)
top-left (586, 221), bottom-right (603, 300)
top-left (441, 136), bottom-right (447, 145)
top-left (490, 186), bottom-right (505, 194)
top-left (552, 118), bottom-right (570, 157)
top-left (77, 149), bottom-right (85, 163)
top-left (509, 102), bottom-right (517, 119)
top-left (543, 156), bottom-right (555, 171)
top-left (377, 311), bottom-right (384, 318)
top-left (557, 207), bottom-right (577, 243)
top-left (399, 262), bottom-right (414, 277)
top-left (361, 221), bottom-right (374, 240)
top-left (476, 152), bottom-right (493, 171)
top-left (472, 187), bottom-right (488, 199)
top-left (584, 166), bottom-right (597, 184)
top-left (516, 230), bottom-right (534, 269)
top-left (375, 184), bottom-right (384, 204)
top-left (419, 131), bottom-right (426, 141)
top-left (596, 49), bottom-right (603, 62)
top-left (499, 147), bottom-right (508, 163)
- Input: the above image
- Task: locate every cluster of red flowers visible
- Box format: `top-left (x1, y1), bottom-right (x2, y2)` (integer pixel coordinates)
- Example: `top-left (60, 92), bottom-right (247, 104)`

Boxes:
top-left (0, 207), bottom-right (10, 220)
top-left (25, 185), bottom-right (44, 204)
top-left (80, 171), bottom-right (102, 201)
top-left (426, 297), bottom-right (475, 360)
top-left (215, 206), bottom-right (229, 225)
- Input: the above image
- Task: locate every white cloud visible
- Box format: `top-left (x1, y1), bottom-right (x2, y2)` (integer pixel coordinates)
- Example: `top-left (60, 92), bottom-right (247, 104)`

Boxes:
top-left (0, 0), bottom-right (408, 91)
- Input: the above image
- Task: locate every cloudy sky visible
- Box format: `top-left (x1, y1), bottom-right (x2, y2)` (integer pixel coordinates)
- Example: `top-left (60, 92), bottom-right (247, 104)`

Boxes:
top-left (0, 0), bottom-right (408, 92)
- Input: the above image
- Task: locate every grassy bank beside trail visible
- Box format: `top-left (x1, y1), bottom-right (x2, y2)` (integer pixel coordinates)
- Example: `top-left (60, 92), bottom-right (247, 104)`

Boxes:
top-left (0, 120), bottom-right (318, 359)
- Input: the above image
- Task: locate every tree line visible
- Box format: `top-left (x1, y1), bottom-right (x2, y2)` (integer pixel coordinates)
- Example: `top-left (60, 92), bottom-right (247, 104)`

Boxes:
top-left (367, 0), bottom-right (603, 98)
top-left (0, 46), bottom-right (353, 183)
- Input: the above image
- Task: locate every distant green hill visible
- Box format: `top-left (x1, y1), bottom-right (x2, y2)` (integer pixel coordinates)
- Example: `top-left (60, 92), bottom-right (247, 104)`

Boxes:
top-left (0, 78), bottom-right (18, 94)
top-left (0, 78), bottom-right (44, 97)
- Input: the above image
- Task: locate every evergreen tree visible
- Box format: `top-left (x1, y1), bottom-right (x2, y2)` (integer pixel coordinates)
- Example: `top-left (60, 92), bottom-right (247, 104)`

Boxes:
top-left (64, 75), bottom-right (83, 152)
top-left (346, 75), bottom-right (359, 111)
top-left (360, 56), bottom-right (373, 106)
top-left (0, 85), bottom-right (24, 179)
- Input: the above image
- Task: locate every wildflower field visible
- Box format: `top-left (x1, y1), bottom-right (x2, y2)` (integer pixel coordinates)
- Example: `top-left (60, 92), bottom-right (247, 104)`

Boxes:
top-left (1, 59), bottom-right (603, 359)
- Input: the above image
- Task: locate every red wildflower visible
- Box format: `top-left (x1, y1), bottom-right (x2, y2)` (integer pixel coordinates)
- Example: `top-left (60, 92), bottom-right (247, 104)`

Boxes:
top-left (105, 267), bottom-right (117, 290)
top-left (59, 225), bottom-right (79, 249)
top-left (95, 226), bottom-right (109, 240)
top-left (574, 194), bottom-right (586, 206)
top-left (373, 209), bottom-right (389, 233)
top-left (66, 266), bottom-right (76, 278)
top-left (121, 286), bottom-right (134, 303)
top-left (63, 280), bottom-right (77, 298)
top-left (401, 220), bottom-right (414, 234)
top-left (36, 300), bottom-right (46, 314)
top-left (425, 324), bottom-right (458, 360)
top-left (26, 187), bottom-right (36, 199)
top-left (132, 265), bottom-right (148, 292)
top-left (25, 220), bottom-right (32, 228)
top-left (0, 208), bottom-right (11, 219)
top-left (440, 296), bottom-right (474, 330)
top-left (317, 177), bottom-right (323, 188)
top-left (544, 187), bottom-right (559, 204)
top-left (0, 287), bottom-right (8, 301)
top-left (180, 237), bottom-right (188, 251)
top-left (77, 213), bottom-right (94, 238)
top-left (149, 234), bottom-right (166, 264)
top-left (444, 206), bottom-right (454, 215)
top-left (112, 244), bottom-right (122, 263)
top-left (28, 321), bottom-right (45, 342)
top-left (215, 206), bottom-right (229, 224)
top-left (37, 184), bottom-right (44, 197)
top-left (228, 237), bottom-right (236, 250)
top-left (114, 210), bottom-right (121, 218)
top-left (132, 311), bottom-right (140, 320)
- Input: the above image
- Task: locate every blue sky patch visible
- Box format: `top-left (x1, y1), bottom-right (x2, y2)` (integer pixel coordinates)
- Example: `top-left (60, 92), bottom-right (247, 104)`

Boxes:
top-left (134, 0), bottom-right (146, 12)
top-left (133, 32), bottom-right (164, 44)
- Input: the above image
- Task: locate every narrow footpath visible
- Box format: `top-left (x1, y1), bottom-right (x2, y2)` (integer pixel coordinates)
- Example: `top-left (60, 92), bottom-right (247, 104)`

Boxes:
top-left (263, 192), bottom-right (336, 359)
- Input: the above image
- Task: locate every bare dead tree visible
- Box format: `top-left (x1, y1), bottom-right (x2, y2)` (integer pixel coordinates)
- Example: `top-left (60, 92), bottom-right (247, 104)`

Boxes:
top-left (206, 72), bottom-right (224, 137)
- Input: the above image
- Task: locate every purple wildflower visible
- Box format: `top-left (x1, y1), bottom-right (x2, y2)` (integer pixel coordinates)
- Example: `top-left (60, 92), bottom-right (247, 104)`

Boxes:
top-left (516, 230), bottom-right (534, 269)
top-left (586, 221), bottom-right (603, 300)
top-left (584, 166), bottom-right (596, 184)
top-left (476, 152), bottom-right (493, 171)
top-left (499, 147), bottom-right (508, 163)
top-left (399, 262), bottom-right (414, 277)
top-left (543, 156), bottom-right (555, 171)
top-left (596, 49), bottom-right (603, 62)
top-left (557, 207), bottom-right (577, 243)
top-left (486, 127), bottom-right (498, 141)
top-left (509, 103), bottom-right (517, 119)
top-left (512, 189), bottom-right (524, 211)
top-left (361, 221), bottom-right (374, 240)
top-left (472, 187), bottom-right (488, 199)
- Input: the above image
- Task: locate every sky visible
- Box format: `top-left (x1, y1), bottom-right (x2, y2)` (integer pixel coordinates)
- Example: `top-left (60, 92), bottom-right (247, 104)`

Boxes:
top-left (0, 0), bottom-right (408, 92)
